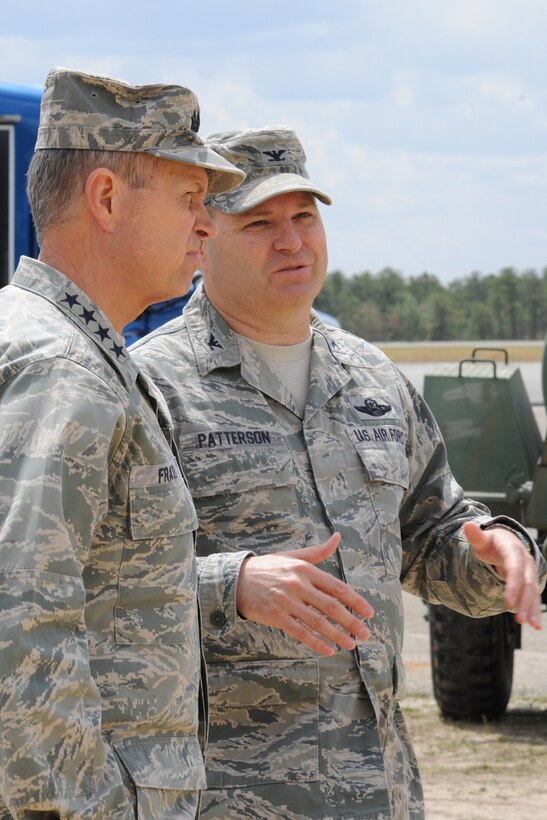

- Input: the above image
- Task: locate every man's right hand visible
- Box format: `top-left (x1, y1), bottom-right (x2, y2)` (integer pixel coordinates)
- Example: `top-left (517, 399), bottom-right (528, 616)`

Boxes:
top-left (236, 533), bottom-right (374, 656)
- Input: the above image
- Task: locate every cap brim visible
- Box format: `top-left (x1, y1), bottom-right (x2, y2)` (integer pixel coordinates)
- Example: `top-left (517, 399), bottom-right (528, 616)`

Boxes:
top-left (208, 172), bottom-right (332, 213)
top-left (145, 144), bottom-right (246, 195)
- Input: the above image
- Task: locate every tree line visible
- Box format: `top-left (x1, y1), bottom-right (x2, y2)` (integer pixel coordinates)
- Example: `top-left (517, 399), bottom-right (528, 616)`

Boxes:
top-left (313, 267), bottom-right (547, 342)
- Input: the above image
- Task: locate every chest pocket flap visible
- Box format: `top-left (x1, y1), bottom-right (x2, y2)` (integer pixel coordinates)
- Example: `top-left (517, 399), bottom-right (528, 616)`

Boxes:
top-left (350, 430), bottom-right (410, 490)
top-left (176, 429), bottom-right (304, 553)
top-left (178, 429), bottom-right (295, 497)
top-left (129, 458), bottom-right (198, 540)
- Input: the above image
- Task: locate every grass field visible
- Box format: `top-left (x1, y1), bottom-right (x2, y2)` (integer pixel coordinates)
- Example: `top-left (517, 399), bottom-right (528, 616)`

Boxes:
top-left (377, 341), bottom-right (544, 363)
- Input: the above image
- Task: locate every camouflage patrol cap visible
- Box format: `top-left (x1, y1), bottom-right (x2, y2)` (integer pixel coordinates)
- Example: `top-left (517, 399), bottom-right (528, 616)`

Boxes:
top-left (35, 67), bottom-right (245, 195)
top-left (203, 126), bottom-right (332, 212)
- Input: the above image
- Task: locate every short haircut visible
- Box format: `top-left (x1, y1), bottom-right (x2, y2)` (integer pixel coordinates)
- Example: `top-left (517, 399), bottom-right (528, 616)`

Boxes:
top-left (27, 149), bottom-right (158, 241)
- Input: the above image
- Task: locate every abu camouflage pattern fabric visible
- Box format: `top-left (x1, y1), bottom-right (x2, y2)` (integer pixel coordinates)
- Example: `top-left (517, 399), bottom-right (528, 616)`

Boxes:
top-left (132, 287), bottom-right (543, 817)
top-left (204, 126), bottom-right (332, 213)
top-left (35, 68), bottom-right (245, 195)
top-left (133, 285), bottom-right (546, 820)
top-left (0, 258), bottom-right (204, 819)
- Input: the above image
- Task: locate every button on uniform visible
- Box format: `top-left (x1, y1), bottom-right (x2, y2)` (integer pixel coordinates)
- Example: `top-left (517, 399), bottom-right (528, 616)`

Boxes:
top-left (210, 610), bottom-right (227, 628)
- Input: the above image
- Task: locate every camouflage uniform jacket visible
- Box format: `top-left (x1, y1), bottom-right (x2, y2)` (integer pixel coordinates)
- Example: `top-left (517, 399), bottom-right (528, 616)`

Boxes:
top-left (132, 286), bottom-right (544, 820)
top-left (0, 258), bottom-right (205, 820)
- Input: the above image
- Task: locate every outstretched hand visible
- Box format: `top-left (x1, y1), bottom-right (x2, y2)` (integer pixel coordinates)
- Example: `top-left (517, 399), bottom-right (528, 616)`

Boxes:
top-left (463, 521), bottom-right (543, 630)
top-left (236, 533), bottom-right (374, 656)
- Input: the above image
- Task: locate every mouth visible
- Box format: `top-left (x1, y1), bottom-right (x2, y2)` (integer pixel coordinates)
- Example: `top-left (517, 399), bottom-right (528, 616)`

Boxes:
top-left (273, 261), bottom-right (312, 274)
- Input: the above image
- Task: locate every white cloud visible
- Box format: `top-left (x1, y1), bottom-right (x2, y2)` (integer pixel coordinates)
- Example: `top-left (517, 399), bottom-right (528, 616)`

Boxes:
top-left (391, 71), bottom-right (416, 108)
top-left (390, 0), bottom-right (547, 42)
top-left (470, 73), bottom-right (533, 109)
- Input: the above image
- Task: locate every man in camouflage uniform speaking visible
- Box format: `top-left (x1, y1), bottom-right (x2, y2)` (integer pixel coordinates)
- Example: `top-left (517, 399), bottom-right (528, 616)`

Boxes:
top-left (132, 127), bottom-right (546, 819)
top-left (0, 68), bottom-right (244, 819)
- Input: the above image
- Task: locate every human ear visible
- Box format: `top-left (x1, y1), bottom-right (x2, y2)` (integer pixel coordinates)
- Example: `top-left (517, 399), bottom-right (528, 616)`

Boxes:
top-left (85, 167), bottom-right (120, 233)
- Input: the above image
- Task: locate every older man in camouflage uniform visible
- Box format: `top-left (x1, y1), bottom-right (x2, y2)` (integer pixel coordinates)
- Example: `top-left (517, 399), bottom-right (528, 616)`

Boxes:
top-left (0, 68), bottom-right (244, 819)
top-left (132, 126), bottom-right (546, 819)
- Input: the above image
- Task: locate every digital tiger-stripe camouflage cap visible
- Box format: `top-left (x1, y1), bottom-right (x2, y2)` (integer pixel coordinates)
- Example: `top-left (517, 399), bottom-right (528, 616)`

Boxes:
top-left (203, 126), bottom-right (332, 212)
top-left (35, 67), bottom-right (246, 195)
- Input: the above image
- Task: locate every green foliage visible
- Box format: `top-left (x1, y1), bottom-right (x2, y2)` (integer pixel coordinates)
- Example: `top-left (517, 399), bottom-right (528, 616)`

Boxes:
top-left (314, 267), bottom-right (547, 341)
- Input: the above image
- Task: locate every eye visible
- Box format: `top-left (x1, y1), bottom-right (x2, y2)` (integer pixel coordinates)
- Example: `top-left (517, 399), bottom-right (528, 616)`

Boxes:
top-left (244, 219), bottom-right (269, 229)
top-left (189, 193), bottom-right (205, 206)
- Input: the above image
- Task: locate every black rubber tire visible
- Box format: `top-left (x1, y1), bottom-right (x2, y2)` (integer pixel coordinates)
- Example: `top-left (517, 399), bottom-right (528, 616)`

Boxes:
top-left (428, 605), bottom-right (517, 721)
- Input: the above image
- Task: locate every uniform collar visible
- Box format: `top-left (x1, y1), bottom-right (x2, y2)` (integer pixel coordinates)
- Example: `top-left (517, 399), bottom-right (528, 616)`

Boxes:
top-left (12, 257), bottom-right (138, 390)
top-left (184, 284), bottom-right (243, 375)
top-left (184, 284), bottom-right (374, 375)
top-left (310, 313), bottom-right (374, 369)
top-left (185, 286), bottom-right (382, 419)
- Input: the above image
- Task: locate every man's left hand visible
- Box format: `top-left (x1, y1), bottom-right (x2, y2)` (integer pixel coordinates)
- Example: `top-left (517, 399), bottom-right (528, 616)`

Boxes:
top-left (463, 521), bottom-right (543, 630)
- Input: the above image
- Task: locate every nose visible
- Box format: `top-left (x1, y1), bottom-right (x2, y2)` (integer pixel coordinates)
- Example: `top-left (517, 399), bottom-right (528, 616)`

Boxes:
top-left (272, 219), bottom-right (302, 253)
top-left (193, 201), bottom-right (218, 239)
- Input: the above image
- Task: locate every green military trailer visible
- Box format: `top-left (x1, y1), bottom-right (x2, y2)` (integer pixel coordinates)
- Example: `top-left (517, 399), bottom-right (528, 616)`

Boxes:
top-left (423, 346), bottom-right (547, 721)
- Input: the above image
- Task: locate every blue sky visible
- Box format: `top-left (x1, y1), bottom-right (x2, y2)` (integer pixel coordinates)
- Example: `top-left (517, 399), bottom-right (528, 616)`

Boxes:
top-left (2, 0), bottom-right (547, 282)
